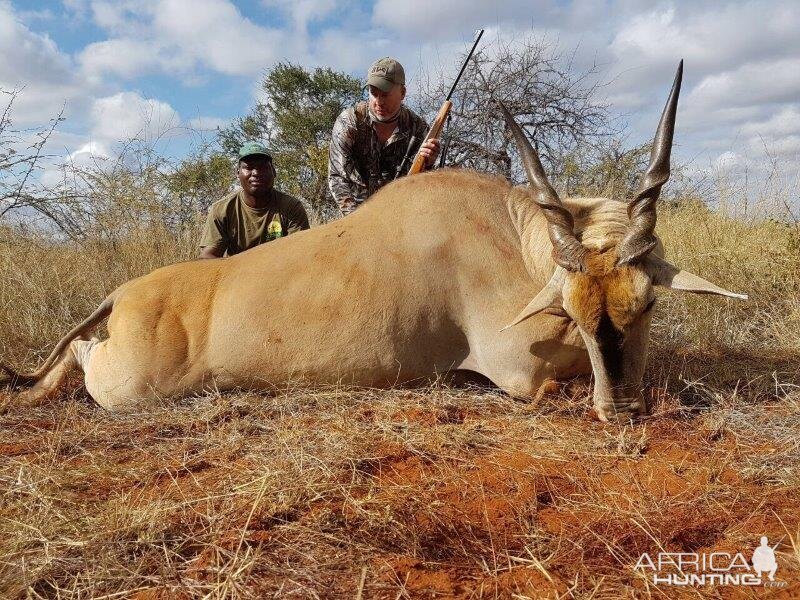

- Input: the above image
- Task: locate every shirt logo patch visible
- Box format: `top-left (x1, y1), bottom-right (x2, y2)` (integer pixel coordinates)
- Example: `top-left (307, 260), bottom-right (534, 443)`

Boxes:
top-left (267, 218), bottom-right (283, 239)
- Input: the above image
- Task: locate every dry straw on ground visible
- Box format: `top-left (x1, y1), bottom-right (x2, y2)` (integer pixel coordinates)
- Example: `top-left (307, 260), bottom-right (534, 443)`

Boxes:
top-left (1, 200), bottom-right (799, 598)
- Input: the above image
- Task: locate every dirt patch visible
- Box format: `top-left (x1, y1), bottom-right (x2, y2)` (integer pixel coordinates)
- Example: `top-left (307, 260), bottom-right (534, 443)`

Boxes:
top-left (0, 442), bottom-right (35, 456)
top-left (1, 389), bottom-right (798, 598)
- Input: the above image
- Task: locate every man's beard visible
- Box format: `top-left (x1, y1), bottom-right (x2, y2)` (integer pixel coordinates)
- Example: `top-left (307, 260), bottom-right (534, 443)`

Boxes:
top-left (369, 106), bottom-right (401, 123)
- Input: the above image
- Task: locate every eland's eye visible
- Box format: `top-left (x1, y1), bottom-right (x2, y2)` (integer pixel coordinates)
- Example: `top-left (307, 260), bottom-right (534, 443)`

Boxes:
top-left (643, 298), bottom-right (656, 313)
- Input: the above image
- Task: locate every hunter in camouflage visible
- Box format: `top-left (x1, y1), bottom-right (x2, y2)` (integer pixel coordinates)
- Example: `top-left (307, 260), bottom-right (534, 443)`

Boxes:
top-left (328, 58), bottom-right (440, 215)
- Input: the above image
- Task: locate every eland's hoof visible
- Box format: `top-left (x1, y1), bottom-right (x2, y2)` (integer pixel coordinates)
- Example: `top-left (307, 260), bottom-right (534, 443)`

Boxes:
top-left (594, 399), bottom-right (647, 423)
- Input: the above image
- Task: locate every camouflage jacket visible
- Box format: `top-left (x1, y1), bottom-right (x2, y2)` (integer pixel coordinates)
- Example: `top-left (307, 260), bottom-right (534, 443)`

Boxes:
top-left (328, 101), bottom-right (429, 215)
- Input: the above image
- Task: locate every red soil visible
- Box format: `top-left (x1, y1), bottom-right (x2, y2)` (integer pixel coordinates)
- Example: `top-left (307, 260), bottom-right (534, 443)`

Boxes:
top-left (3, 392), bottom-right (798, 598)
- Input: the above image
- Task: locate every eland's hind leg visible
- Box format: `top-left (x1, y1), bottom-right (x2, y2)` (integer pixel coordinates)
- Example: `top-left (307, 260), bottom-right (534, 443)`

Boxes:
top-left (79, 338), bottom-right (162, 410)
top-left (17, 335), bottom-right (91, 404)
top-left (80, 329), bottom-right (207, 411)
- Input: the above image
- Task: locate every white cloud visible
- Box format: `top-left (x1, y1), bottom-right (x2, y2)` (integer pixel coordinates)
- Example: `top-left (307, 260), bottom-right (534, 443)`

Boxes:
top-left (37, 93), bottom-right (184, 188)
top-left (605, 1), bottom-right (800, 128)
top-left (604, 91), bottom-right (646, 110)
top-left (750, 135), bottom-right (800, 157)
top-left (70, 140), bottom-right (111, 160)
top-left (0, 0), bottom-right (89, 123)
top-left (741, 106), bottom-right (800, 138)
top-left (372, 0), bottom-right (554, 39)
top-left (313, 29), bottom-right (380, 74)
top-left (153, 0), bottom-right (285, 75)
top-left (714, 151), bottom-right (746, 173)
top-left (261, 0), bottom-right (337, 34)
top-left (90, 92), bottom-right (180, 143)
top-left (39, 140), bottom-right (113, 187)
top-left (611, 7), bottom-right (685, 63)
top-left (610, 2), bottom-right (800, 74)
top-left (80, 38), bottom-right (168, 81)
top-left (89, 0), bottom-right (154, 35)
top-left (62, 0), bottom-right (90, 16)
top-left (688, 58), bottom-right (800, 112)
top-left (81, 0), bottom-right (292, 80)
top-left (740, 107), bottom-right (800, 159)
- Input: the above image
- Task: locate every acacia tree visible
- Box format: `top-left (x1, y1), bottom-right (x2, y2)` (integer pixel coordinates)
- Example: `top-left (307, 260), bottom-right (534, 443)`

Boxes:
top-left (0, 88), bottom-right (63, 224)
top-left (0, 85), bottom-right (233, 242)
top-left (0, 129), bottom-right (234, 243)
top-left (219, 63), bottom-right (363, 220)
top-left (415, 36), bottom-right (613, 188)
top-left (560, 140), bottom-right (652, 199)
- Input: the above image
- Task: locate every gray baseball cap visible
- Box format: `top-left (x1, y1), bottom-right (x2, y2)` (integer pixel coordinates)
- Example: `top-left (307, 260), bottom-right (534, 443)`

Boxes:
top-left (366, 57), bottom-right (405, 92)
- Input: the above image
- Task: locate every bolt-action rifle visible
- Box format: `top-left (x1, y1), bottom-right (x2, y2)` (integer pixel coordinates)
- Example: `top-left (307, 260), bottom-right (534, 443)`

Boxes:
top-left (406, 29), bottom-right (484, 176)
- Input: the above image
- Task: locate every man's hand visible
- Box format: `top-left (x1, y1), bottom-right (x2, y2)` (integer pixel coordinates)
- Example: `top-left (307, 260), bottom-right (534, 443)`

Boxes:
top-left (198, 246), bottom-right (224, 259)
top-left (338, 197), bottom-right (358, 216)
top-left (419, 138), bottom-right (441, 168)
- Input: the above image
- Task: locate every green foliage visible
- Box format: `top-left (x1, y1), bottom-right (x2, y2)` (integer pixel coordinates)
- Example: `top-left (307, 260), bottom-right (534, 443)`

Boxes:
top-left (166, 148), bottom-right (234, 218)
top-left (219, 63), bottom-right (363, 219)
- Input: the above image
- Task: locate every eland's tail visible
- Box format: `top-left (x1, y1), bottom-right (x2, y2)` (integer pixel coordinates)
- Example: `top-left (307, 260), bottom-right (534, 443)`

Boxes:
top-left (0, 290), bottom-right (120, 391)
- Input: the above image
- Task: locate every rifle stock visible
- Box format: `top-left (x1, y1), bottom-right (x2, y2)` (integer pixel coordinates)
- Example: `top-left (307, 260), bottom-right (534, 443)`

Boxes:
top-left (406, 29), bottom-right (483, 176)
top-left (408, 100), bottom-right (452, 175)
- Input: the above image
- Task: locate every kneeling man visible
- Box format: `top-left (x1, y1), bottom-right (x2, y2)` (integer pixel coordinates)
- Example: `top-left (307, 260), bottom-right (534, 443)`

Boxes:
top-left (199, 142), bottom-right (309, 258)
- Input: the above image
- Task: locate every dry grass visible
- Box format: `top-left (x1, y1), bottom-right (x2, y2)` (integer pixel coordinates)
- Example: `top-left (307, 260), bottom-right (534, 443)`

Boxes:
top-left (1, 384), bottom-right (798, 598)
top-left (1, 199), bottom-right (800, 598)
top-left (655, 200), bottom-right (800, 351)
top-left (0, 225), bottom-right (198, 368)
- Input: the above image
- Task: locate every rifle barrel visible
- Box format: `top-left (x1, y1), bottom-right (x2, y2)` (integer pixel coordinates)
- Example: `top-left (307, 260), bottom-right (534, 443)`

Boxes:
top-left (446, 29), bottom-right (484, 101)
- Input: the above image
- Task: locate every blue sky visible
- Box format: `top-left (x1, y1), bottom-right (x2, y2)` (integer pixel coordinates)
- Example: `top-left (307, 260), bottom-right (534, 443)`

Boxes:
top-left (2, 0), bottom-right (799, 200)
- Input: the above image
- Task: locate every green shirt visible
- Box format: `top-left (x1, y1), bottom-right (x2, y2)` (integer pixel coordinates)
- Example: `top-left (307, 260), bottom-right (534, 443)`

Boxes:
top-left (199, 189), bottom-right (309, 256)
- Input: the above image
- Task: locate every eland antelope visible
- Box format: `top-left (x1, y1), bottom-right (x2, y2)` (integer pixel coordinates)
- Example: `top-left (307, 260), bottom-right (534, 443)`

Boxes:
top-left (1, 61), bottom-right (745, 420)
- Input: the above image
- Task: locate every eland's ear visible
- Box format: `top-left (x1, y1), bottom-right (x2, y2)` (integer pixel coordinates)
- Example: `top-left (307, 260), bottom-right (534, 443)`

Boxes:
top-left (502, 267), bottom-right (567, 331)
top-left (644, 255), bottom-right (748, 299)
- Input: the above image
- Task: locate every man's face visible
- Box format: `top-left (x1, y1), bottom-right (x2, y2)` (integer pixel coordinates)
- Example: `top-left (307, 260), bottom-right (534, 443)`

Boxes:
top-left (368, 84), bottom-right (405, 120)
top-left (238, 155), bottom-right (274, 196)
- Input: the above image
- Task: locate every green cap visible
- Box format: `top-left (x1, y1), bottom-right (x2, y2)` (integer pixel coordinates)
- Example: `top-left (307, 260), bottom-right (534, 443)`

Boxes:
top-left (366, 57), bottom-right (405, 92)
top-left (238, 141), bottom-right (271, 161)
